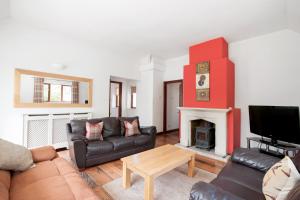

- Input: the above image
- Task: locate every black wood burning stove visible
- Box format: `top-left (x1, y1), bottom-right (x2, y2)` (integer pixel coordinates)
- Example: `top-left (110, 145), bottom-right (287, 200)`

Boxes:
top-left (195, 126), bottom-right (215, 150)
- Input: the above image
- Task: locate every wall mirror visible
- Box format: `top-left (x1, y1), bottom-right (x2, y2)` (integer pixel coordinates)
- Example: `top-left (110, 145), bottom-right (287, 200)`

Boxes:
top-left (14, 69), bottom-right (93, 108)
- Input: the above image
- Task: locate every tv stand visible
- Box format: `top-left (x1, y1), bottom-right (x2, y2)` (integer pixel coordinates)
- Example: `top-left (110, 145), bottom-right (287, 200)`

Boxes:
top-left (247, 137), bottom-right (300, 158)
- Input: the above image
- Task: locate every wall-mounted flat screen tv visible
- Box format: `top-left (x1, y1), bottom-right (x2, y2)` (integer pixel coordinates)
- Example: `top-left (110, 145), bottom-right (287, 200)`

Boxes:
top-left (249, 105), bottom-right (300, 144)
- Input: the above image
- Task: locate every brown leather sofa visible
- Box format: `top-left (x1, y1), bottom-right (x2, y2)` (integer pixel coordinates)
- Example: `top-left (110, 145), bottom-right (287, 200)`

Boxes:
top-left (190, 148), bottom-right (300, 200)
top-left (0, 146), bottom-right (99, 200)
top-left (66, 116), bottom-right (156, 170)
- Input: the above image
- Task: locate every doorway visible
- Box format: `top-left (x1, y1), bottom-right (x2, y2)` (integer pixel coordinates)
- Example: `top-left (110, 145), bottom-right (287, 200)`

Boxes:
top-left (163, 79), bottom-right (183, 133)
top-left (109, 81), bottom-right (122, 117)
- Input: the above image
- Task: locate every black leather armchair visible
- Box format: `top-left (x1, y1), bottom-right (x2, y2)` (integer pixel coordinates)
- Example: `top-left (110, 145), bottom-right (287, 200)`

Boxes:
top-left (66, 117), bottom-right (156, 170)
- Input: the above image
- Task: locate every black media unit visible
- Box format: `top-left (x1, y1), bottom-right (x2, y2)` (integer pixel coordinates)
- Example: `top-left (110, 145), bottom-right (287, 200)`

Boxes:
top-left (247, 137), bottom-right (300, 158)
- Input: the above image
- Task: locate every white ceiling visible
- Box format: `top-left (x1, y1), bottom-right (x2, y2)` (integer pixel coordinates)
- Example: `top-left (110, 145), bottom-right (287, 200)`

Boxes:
top-left (0, 0), bottom-right (10, 20)
top-left (2, 0), bottom-right (299, 58)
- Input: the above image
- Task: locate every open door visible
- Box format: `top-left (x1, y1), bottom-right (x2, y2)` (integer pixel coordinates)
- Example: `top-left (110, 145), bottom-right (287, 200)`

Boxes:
top-left (163, 80), bottom-right (183, 133)
top-left (109, 81), bottom-right (122, 117)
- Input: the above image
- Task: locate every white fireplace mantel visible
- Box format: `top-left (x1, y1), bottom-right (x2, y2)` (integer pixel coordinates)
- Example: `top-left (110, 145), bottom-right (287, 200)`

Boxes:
top-left (178, 107), bottom-right (232, 157)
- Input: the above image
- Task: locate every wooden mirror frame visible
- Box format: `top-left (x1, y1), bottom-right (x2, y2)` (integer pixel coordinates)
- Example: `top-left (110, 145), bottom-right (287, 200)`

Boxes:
top-left (14, 69), bottom-right (93, 108)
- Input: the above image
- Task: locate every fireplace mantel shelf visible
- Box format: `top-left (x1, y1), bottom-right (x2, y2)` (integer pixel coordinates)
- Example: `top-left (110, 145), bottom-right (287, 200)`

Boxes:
top-left (177, 107), bottom-right (232, 113)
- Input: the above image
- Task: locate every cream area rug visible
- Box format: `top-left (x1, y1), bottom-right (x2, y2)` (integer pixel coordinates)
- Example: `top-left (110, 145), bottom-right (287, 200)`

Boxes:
top-left (103, 164), bottom-right (216, 200)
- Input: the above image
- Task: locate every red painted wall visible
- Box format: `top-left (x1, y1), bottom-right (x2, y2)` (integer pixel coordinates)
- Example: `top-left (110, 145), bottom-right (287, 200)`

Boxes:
top-left (182, 37), bottom-right (241, 154)
top-left (183, 58), bottom-right (234, 108)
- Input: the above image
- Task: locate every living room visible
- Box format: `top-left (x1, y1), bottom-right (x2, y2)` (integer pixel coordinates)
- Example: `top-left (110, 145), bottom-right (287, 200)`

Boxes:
top-left (1, 1), bottom-right (300, 200)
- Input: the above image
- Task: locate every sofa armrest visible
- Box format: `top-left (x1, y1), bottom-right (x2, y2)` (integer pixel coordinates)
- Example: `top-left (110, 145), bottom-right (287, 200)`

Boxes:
top-left (190, 182), bottom-right (244, 200)
top-left (231, 148), bottom-right (280, 172)
top-left (140, 126), bottom-right (156, 148)
top-left (30, 146), bottom-right (58, 163)
top-left (140, 126), bottom-right (157, 136)
top-left (70, 134), bottom-right (88, 142)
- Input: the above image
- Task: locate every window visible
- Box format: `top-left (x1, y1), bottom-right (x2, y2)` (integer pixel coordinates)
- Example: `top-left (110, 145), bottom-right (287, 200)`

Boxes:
top-left (62, 85), bottom-right (72, 102)
top-left (43, 83), bottom-right (50, 102)
top-left (131, 86), bottom-right (136, 108)
top-left (43, 84), bottom-right (72, 102)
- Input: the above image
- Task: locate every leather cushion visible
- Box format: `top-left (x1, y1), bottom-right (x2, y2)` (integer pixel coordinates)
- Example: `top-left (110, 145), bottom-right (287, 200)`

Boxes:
top-left (0, 170), bottom-right (10, 200)
top-left (102, 117), bottom-right (122, 138)
top-left (86, 141), bottom-right (113, 157)
top-left (70, 118), bottom-right (103, 135)
top-left (217, 161), bottom-right (264, 193)
top-left (119, 116), bottom-right (141, 136)
top-left (106, 136), bottom-right (135, 151)
top-left (231, 148), bottom-right (280, 172)
top-left (190, 181), bottom-right (244, 200)
top-left (133, 135), bottom-right (151, 146)
top-left (292, 151), bottom-right (300, 172)
top-left (211, 178), bottom-right (265, 200)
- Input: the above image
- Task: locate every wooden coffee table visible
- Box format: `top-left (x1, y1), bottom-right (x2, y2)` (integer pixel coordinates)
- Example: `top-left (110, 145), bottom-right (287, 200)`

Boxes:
top-left (121, 144), bottom-right (196, 200)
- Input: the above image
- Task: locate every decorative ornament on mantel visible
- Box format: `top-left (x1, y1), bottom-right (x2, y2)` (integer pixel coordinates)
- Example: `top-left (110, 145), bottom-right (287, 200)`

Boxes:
top-left (196, 61), bottom-right (210, 101)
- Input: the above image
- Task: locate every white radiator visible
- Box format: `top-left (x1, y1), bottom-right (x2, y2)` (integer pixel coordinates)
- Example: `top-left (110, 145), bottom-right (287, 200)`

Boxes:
top-left (23, 113), bottom-right (92, 149)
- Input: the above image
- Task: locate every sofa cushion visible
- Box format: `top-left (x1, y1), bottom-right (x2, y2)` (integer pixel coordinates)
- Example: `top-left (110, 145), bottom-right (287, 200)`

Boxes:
top-left (292, 150), bottom-right (300, 172)
top-left (10, 176), bottom-right (75, 200)
top-left (11, 161), bottom-right (60, 190)
top-left (211, 178), bottom-right (265, 200)
top-left (217, 161), bottom-right (264, 193)
top-left (106, 136), bottom-right (135, 151)
top-left (10, 157), bottom-right (98, 200)
top-left (0, 139), bottom-right (33, 171)
top-left (0, 170), bottom-right (10, 200)
top-left (101, 117), bottom-right (122, 138)
top-left (133, 135), bottom-right (151, 146)
top-left (231, 148), bottom-right (280, 172)
top-left (86, 141), bottom-right (113, 157)
top-left (119, 116), bottom-right (141, 136)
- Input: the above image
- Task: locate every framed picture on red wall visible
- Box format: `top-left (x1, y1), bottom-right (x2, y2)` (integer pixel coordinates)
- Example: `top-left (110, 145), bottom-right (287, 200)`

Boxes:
top-left (196, 61), bottom-right (210, 101)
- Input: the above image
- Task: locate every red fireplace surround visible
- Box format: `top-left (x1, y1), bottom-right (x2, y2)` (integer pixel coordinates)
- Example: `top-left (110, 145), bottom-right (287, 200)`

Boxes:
top-left (181, 37), bottom-right (241, 154)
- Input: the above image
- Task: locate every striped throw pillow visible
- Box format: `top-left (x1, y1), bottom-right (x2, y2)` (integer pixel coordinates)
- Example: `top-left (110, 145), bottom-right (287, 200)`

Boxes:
top-left (86, 122), bottom-right (104, 140)
top-left (124, 119), bottom-right (141, 137)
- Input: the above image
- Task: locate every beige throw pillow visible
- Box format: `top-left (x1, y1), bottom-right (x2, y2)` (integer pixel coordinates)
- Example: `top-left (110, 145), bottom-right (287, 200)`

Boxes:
top-left (0, 139), bottom-right (33, 171)
top-left (263, 156), bottom-right (300, 200)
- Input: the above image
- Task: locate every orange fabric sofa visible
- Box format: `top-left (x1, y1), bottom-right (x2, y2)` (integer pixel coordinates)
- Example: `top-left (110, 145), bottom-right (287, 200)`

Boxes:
top-left (0, 146), bottom-right (99, 200)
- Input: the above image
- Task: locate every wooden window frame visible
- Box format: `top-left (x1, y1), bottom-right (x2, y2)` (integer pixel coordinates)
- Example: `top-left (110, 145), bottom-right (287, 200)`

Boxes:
top-left (14, 68), bottom-right (93, 108)
top-left (43, 84), bottom-right (72, 103)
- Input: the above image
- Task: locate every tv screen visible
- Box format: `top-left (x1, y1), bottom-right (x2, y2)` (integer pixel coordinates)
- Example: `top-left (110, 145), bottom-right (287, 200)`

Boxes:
top-left (249, 105), bottom-right (300, 144)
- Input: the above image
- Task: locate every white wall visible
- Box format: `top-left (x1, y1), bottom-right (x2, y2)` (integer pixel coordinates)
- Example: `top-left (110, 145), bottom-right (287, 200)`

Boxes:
top-left (163, 29), bottom-right (300, 147)
top-left (137, 55), bottom-right (165, 133)
top-left (20, 75), bottom-right (34, 103)
top-left (166, 82), bottom-right (181, 130)
top-left (164, 55), bottom-right (187, 81)
top-left (0, 0), bottom-right (10, 20)
top-left (0, 20), bottom-right (140, 144)
top-left (230, 29), bottom-right (300, 147)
